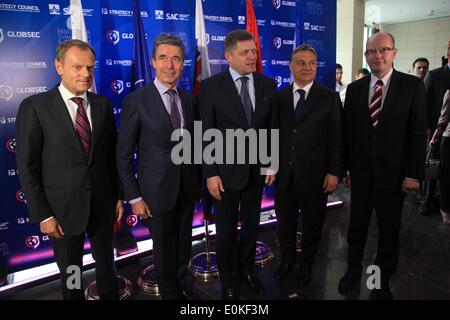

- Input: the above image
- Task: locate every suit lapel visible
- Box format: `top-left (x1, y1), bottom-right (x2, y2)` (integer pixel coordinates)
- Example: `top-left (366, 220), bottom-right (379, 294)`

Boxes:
top-left (253, 72), bottom-right (263, 127)
top-left (149, 82), bottom-right (173, 132)
top-left (296, 83), bottom-right (320, 124)
top-left (359, 76), bottom-right (371, 125)
top-left (281, 85), bottom-right (295, 128)
top-left (222, 71), bottom-right (249, 128)
top-left (48, 87), bottom-right (86, 158)
top-left (178, 88), bottom-right (191, 129)
top-left (377, 70), bottom-right (398, 129)
top-left (87, 92), bottom-right (101, 164)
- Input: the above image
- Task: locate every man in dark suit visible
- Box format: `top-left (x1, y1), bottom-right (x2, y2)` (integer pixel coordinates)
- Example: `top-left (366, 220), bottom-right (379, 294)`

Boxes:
top-left (198, 30), bottom-right (277, 299)
top-left (339, 32), bottom-right (427, 300)
top-left (273, 44), bottom-right (343, 286)
top-left (116, 34), bottom-right (199, 300)
top-left (420, 40), bottom-right (450, 215)
top-left (15, 40), bottom-right (123, 300)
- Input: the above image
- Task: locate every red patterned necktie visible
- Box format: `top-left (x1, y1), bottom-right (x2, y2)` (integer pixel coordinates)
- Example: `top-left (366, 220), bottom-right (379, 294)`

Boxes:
top-left (71, 97), bottom-right (91, 155)
top-left (369, 80), bottom-right (384, 127)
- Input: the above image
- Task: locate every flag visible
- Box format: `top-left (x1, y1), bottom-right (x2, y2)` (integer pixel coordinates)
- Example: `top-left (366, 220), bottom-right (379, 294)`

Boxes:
top-left (193, 0), bottom-right (211, 96)
top-left (70, 0), bottom-right (96, 93)
top-left (293, 3), bottom-right (303, 49)
top-left (246, 0), bottom-right (263, 74)
top-left (131, 0), bottom-right (152, 90)
top-left (291, 4), bottom-right (303, 82)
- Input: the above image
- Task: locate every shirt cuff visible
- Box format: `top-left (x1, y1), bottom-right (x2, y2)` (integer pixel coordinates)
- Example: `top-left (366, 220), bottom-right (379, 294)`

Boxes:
top-left (404, 177), bottom-right (419, 182)
top-left (129, 197), bottom-right (143, 204)
top-left (40, 216), bottom-right (54, 224)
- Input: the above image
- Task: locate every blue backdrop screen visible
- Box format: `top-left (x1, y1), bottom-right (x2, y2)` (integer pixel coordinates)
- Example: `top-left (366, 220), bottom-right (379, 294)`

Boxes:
top-left (0, 0), bottom-right (336, 273)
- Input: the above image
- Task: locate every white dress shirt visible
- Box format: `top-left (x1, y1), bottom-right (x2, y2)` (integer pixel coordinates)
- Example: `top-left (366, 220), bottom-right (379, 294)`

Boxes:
top-left (292, 81), bottom-right (313, 110)
top-left (229, 67), bottom-right (256, 111)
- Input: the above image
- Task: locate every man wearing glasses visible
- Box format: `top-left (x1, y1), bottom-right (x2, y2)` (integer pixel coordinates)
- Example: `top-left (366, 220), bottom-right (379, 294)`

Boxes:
top-left (339, 32), bottom-right (427, 300)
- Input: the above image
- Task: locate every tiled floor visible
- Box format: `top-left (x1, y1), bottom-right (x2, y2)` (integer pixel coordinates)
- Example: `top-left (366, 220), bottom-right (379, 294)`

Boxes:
top-left (2, 186), bottom-right (450, 300)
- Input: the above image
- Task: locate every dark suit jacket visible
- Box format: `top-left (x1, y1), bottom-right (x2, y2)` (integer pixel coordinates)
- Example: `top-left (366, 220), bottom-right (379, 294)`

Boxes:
top-left (15, 86), bottom-right (120, 235)
top-left (344, 70), bottom-right (427, 189)
top-left (116, 82), bottom-right (199, 212)
top-left (424, 65), bottom-right (450, 131)
top-left (276, 83), bottom-right (344, 194)
top-left (198, 71), bottom-right (277, 190)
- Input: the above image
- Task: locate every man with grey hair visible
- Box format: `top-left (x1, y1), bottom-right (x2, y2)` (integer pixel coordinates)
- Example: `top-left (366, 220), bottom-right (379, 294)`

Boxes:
top-left (339, 32), bottom-right (426, 300)
top-left (273, 44), bottom-right (343, 286)
top-left (16, 39), bottom-right (123, 299)
top-left (116, 34), bottom-right (199, 300)
top-left (198, 29), bottom-right (277, 300)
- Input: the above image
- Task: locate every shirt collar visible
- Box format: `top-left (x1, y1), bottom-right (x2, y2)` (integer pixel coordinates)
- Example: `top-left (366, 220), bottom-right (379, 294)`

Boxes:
top-left (58, 83), bottom-right (88, 103)
top-left (229, 67), bottom-right (254, 83)
top-left (292, 80), bottom-right (313, 96)
top-left (370, 68), bottom-right (393, 89)
top-left (153, 77), bottom-right (178, 96)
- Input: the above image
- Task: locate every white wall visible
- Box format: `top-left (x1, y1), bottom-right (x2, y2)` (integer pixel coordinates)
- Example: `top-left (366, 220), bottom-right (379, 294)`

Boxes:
top-left (337, 0), bottom-right (365, 85)
top-left (382, 16), bottom-right (450, 73)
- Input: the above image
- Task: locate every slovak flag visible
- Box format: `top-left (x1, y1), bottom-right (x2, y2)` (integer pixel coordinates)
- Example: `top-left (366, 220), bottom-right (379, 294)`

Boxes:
top-left (193, 0), bottom-right (211, 95)
top-left (246, 0), bottom-right (263, 74)
top-left (70, 0), bottom-right (96, 93)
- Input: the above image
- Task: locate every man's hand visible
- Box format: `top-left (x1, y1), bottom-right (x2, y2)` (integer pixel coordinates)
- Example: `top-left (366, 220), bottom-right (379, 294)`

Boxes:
top-left (207, 175), bottom-right (224, 201)
top-left (402, 178), bottom-right (420, 193)
top-left (323, 174), bottom-right (339, 193)
top-left (265, 174), bottom-right (276, 185)
top-left (40, 217), bottom-right (65, 239)
top-left (343, 174), bottom-right (351, 189)
top-left (131, 200), bottom-right (152, 219)
top-left (115, 200), bottom-right (124, 222)
top-left (265, 169), bottom-right (276, 185)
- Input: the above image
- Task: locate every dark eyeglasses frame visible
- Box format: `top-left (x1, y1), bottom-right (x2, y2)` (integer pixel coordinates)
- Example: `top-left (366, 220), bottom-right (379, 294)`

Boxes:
top-left (365, 47), bottom-right (395, 55)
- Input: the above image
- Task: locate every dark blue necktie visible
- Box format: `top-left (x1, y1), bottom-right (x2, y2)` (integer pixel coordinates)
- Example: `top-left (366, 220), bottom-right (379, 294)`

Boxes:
top-left (295, 89), bottom-right (305, 120)
top-left (239, 76), bottom-right (253, 125)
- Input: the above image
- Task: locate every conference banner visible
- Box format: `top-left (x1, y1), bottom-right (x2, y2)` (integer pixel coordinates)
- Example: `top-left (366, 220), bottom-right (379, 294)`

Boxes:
top-left (0, 0), bottom-right (336, 274)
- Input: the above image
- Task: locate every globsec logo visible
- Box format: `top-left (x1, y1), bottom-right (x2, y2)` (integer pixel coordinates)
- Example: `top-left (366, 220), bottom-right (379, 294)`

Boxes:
top-left (272, 0), bottom-right (281, 10)
top-left (105, 29), bottom-right (120, 45)
top-left (238, 16), bottom-right (245, 25)
top-left (48, 3), bottom-right (60, 15)
top-left (0, 28), bottom-right (4, 44)
top-left (205, 33), bottom-right (210, 45)
top-left (155, 10), bottom-right (164, 20)
top-left (6, 138), bottom-right (16, 153)
top-left (0, 84), bottom-right (13, 101)
top-left (111, 80), bottom-right (124, 94)
top-left (25, 235), bottom-right (40, 249)
top-left (274, 76), bottom-right (282, 88)
top-left (126, 214), bottom-right (138, 227)
top-left (272, 37), bottom-right (282, 49)
top-left (16, 189), bottom-right (26, 203)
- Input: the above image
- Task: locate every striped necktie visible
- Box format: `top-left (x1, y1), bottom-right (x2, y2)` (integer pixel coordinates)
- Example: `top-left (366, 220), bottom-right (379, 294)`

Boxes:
top-left (71, 97), bottom-right (91, 155)
top-left (239, 76), bottom-right (253, 126)
top-left (369, 80), bottom-right (383, 127)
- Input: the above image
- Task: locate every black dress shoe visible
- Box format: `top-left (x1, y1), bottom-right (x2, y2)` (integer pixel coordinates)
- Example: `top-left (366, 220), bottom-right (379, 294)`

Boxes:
top-left (245, 274), bottom-right (266, 295)
top-left (369, 287), bottom-right (393, 300)
top-left (274, 261), bottom-right (295, 280)
top-left (222, 288), bottom-right (239, 300)
top-left (297, 264), bottom-right (312, 287)
top-left (338, 271), bottom-right (361, 295)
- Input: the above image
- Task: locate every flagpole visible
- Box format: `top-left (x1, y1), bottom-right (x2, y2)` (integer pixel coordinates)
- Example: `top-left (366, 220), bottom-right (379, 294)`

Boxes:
top-left (70, 0), bottom-right (96, 93)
